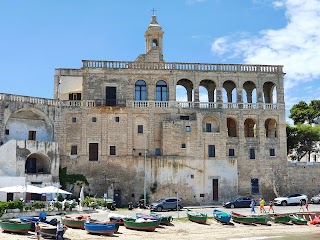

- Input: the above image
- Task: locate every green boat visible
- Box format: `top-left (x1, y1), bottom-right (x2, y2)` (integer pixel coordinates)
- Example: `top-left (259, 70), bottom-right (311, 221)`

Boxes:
top-left (230, 211), bottom-right (255, 224)
top-left (289, 214), bottom-right (308, 225)
top-left (187, 209), bottom-right (207, 224)
top-left (0, 219), bottom-right (31, 234)
top-left (273, 214), bottom-right (291, 224)
top-left (252, 214), bottom-right (270, 225)
top-left (150, 212), bottom-right (173, 225)
top-left (124, 218), bottom-right (157, 232)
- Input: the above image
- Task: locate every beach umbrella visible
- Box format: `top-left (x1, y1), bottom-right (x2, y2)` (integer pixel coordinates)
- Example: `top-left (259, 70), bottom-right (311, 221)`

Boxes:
top-left (40, 186), bottom-right (72, 195)
top-left (0, 184), bottom-right (43, 193)
top-left (79, 186), bottom-right (84, 201)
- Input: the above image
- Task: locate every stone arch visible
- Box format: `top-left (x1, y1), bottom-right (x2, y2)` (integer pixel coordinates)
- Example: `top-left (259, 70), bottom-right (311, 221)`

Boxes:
top-left (243, 81), bottom-right (257, 103)
top-left (199, 79), bottom-right (216, 102)
top-left (244, 118), bottom-right (257, 137)
top-left (156, 80), bottom-right (168, 101)
top-left (152, 39), bottom-right (158, 47)
top-left (265, 118), bottom-right (278, 138)
top-left (25, 152), bottom-right (51, 174)
top-left (263, 81), bottom-right (277, 104)
top-left (202, 115), bottom-right (220, 132)
top-left (5, 108), bottom-right (54, 142)
top-left (176, 79), bottom-right (194, 101)
top-left (135, 80), bottom-right (147, 100)
top-left (227, 118), bottom-right (238, 137)
top-left (222, 80), bottom-right (237, 103)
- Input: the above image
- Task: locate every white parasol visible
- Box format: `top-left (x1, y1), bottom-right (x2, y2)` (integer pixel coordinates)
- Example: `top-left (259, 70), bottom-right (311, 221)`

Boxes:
top-left (0, 184), bottom-right (43, 194)
top-left (40, 186), bottom-right (72, 195)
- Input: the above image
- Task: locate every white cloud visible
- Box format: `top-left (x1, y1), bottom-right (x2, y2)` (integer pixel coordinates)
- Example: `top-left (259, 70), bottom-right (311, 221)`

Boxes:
top-left (186, 0), bottom-right (206, 4)
top-left (211, 0), bottom-right (320, 92)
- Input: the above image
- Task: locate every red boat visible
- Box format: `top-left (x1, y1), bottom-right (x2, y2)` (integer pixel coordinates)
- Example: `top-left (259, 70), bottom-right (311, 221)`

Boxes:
top-left (310, 216), bottom-right (320, 225)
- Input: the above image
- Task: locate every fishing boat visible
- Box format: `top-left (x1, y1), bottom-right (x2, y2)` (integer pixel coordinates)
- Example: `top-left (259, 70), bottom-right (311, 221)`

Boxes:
top-left (150, 212), bottom-right (173, 225)
top-left (230, 211), bottom-right (255, 225)
top-left (19, 212), bottom-right (53, 231)
top-left (84, 221), bottom-right (116, 236)
top-left (252, 214), bottom-right (270, 225)
top-left (124, 218), bottom-right (157, 232)
top-left (61, 214), bottom-right (90, 229)
top-left (136, 212), bottom-right (160, 226)
top-left (0, 219), bottom-right (32, 234)
top-left (187, 209), bottom-right (207, 224)
top-left (109, 213), bottom-right (125, 226)
top-left (39, 222), bottom-right (67, 238)
top-left (272, 214), bottom-right (291, 224)
top-left (289, 214), bottom-right (308, 225)
top-left (212, 209), bottom-right (231, 224)
top-left (310, 215), bottom-right (320, 225)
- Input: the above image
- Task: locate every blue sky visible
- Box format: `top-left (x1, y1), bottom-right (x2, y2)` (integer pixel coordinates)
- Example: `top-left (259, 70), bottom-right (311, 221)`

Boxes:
top-left (1, 0), bottom-right (319, 123)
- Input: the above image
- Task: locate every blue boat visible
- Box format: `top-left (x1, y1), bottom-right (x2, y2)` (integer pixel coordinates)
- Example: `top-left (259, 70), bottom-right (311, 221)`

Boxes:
top-left (84, 221), bottom-right (116, 236)
top-left (136, 212), bottom-right (160, 227)
top-left (213, 209), bottom-right (231, 224)
top-left (19, 212), bottom-right (53, 231)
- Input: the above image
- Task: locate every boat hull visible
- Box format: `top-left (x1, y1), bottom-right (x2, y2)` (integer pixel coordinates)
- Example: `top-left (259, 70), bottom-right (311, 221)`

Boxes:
top-left (124, 219), bottom-right (157, 232)
top-left (84, 222), bottom-right (116, 236)
top-left (289, 214), bottom-right (308, 225)
top-left (273, 214), bottom-right (291, 223)
top-left (230, 212), bottom-right (255, 224)
top-left (213, 209), bottom-right (231, 223)
top-left (62, 217), bottom-right (85, 229)
top-left (39, 223), bottom-right (67, 238)
top-left (252, 215), bottom-right (269, 225)
top-left (0, 220), bottom-right (31, 234)
top-left (187, 210), bottom-right (207, 224)
top-left (150, 212), bottom-right (173, 225)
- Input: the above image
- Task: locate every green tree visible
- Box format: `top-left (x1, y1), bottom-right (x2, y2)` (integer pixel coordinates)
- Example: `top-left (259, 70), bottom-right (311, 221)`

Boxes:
top-left (286, 124), bottom-right (299, 155)
top-left (288, 124), bottom-right (320, 161)
top-left (289, 100), bottom-right (320, 125)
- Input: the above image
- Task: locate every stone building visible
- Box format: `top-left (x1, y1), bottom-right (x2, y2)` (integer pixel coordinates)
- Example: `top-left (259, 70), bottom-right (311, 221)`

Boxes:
top-left (0, 14), bottom-right (295, 205)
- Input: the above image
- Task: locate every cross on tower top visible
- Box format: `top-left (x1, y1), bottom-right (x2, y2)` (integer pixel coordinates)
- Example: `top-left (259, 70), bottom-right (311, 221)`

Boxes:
top-left (151, 8), bottom-right (156, 16)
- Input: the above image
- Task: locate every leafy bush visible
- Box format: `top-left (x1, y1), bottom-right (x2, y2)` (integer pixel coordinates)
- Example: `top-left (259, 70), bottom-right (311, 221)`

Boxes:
top-left (7, 200), bottom-right (23, 210)
top-left (0, 202), bottom-right (8, 216)
top-left (24, 206), bottom-right (32, 211)
top-left (54, 201), bottom-right (62, 210)
top-left (64, 202), bottom-right (70, 211)
top-left (70, 202), bottom-right (77, 209)
top-left (96, 198), bottom-right (106, 207)
top-left (81, 196), bottom-right (94, 207)
top-left (32, 201), bottom-right (45, 209)
top-left (57, 194), bottom-right (64, 202)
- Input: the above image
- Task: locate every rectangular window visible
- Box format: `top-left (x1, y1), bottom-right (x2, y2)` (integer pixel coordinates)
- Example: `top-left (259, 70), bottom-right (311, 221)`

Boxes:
top-left (251, 178), bottom-right (259, 194)
top-left (92, 117), bottom-right (97, 122)
top-left (206, 123), bottom-right (212, 132)
top-left (138, 125), bottom-right (143, 133)
top-left (186, 126), bottom-right (191, 132)
top-left (71, 145), bottom-right (77, 155)
top-left (69, 93), bottom-right (82, 100)
top-left (72, 117), bottom-right (77, 123)
top-left (270, 148), bottom-right (275, 156)
top-left (180, 115), bottom-right (189, 120)
top-left (115, 117), bottom-right (120, 122)
top-left (28, 131), bottom-right (36, 140)
top-left (5, 129), bottom-right (9, 135)
top-left (181, 143), bottom-right (186, 149)
top-left (155, 148), bottom-right (161, 156)
top-left (208, 145), bottom-right (215, 157)
top-left (250, 148), bottom-right (255, 159)
top-left (229, 148), bottom-right (235, 157)
top-left (89, 143), bottom-right (98, 161)
top-left (110, 146), bottom-right (116, 156)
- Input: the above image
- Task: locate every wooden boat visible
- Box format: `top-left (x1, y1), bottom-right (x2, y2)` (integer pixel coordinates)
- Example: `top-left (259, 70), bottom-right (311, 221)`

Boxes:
top-left (310, 216), bottom-right (320, 225)
top-left (289, 214), bottom-right (308, 225)
top-left (252, 214), bottom-right (270, 225)
top-left (61, 214), bottom-right (90, 229)
top-left (39, 222), bottom-right (67, 238)
top-left (230, 211), bottom-right (255, 224)
top-left (136, 212), bottom-right (160, 226)
top-left (273, 214), bottom-right (291, 224)
top-left (109, 213), bottom-right (125, 226)
top-left (187, 209), bottom-right (207, 224)
top-left (212, 209), bottom-right (231, 224)
top-left (124, 218), bottom-right (157, 232)
top-left (297, 212), bottom-right (320, 222)
top-left (150, 212), bottom-right (173, 225)
top-left (84, 221), bottom-right (116, 236)
top-left (0, 219), bottom-right (31, 234)
top-left (19, 212), bottom-right (53, 231)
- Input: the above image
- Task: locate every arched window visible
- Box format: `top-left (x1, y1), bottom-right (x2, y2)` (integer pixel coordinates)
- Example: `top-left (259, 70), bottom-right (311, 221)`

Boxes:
top-left (156, 80), bottom-right (167, 101)
top-left (135, 80), bottom-right (147, 101)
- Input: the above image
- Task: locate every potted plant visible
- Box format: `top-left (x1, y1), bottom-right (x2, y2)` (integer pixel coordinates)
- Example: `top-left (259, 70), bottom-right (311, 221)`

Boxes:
top-left (54, 201), bottom-right (62, 211)
top-left (63, 202), bottom-right (70, 211)
top-left (32, 201), bottom-right (45, 211)
top-left (7, 200), bottom-right (23, 212)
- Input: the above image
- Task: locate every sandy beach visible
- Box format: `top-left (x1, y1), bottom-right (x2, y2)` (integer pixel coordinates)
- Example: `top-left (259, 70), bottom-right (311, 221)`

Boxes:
top-left (0, 207), bottom-right (319, 240)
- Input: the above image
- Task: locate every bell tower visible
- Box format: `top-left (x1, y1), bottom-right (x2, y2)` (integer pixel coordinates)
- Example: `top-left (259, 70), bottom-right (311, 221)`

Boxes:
top-left (136, 12), bottom-right (164, 62)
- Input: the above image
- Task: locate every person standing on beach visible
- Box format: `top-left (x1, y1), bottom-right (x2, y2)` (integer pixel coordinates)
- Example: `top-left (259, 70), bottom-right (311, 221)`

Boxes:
top-left (299, 199), bottom-right (305, 212)
top-left (306, 201), bottom-right (309, 211)
top-left (250, 199), bottom-right (256, 213)
top-left (268, 200), bottom-right (274, 213)
top-left (35, 222), bottom-right (41, 240)
top-left (259, 198), bottom-right (266, 213)
top-left (56, 220), bottom-right (64, 240)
